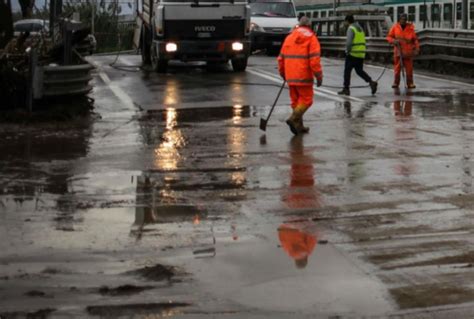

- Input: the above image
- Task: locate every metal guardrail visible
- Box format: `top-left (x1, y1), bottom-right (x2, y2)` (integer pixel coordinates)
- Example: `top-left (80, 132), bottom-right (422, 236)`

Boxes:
top-left (317, 29), bottom-right (474, 65)
top-left (33, 63), bottom-right (94, 99)
top-left (318, 36), bottom-right (391, 54)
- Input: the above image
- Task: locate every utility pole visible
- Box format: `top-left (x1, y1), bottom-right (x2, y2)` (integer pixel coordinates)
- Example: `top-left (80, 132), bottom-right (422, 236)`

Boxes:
top-left (423, 0), bottom-right (426, 28)
top-left (50, 0), bottom-right (62, 39)
top-left (91, 0), bottom-right (95, 34)
top-left (452, 0), bottom-right (456, 28)
top-left (461, 0), bottom-right (468, 29)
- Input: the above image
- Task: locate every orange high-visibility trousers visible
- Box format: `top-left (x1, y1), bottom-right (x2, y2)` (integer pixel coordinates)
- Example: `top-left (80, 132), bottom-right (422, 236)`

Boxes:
top-left (289, 86), bottom-right (314, 109)
top-left (394, 55), bottom-right (414, 85)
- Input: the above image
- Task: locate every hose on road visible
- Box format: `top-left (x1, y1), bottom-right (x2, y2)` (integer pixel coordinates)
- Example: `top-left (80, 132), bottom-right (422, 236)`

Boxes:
top-left (107, 40), bottom-right (391, 90)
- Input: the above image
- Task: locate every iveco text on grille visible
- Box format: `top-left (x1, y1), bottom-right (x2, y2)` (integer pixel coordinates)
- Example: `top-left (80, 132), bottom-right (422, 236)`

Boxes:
top-left (195, 26), bottom-right (216, 32)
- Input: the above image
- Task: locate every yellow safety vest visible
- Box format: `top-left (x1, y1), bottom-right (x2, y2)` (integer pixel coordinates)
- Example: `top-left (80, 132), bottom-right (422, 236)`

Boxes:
top-left (350, 25), bottom-right (366, 59)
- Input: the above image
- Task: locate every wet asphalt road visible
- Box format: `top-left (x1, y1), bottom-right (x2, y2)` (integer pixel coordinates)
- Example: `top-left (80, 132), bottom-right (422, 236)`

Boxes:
top-left (1, 54), bottom-right (474, 318)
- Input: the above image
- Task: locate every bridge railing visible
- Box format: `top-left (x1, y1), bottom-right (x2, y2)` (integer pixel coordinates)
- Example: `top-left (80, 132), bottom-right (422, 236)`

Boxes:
top-left (317, 28), bottom-right (474, 66)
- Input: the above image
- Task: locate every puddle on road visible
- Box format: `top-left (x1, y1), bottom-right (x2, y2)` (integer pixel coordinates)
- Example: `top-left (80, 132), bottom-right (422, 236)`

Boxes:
top-left (142, 105), bottom-right (255, 124)
top-left (183, 221), bottom-right (394, 316)
top-left (383, 91), bottom-right (474, 118)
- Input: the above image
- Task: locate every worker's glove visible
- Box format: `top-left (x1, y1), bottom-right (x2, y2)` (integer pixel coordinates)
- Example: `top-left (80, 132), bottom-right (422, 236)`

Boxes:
top-left (414, 48), bottom-right (420, 56)
top-left (392, 39), bottom-right (400, 45)
top-left (316, 77), bottom-right (323, 87)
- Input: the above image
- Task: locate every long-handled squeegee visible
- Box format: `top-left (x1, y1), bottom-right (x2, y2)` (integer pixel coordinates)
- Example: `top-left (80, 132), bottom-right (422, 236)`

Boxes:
top-left (396, 42), bottom-right (408, 90)
top-left (259, 80), bottom-right (286, 131)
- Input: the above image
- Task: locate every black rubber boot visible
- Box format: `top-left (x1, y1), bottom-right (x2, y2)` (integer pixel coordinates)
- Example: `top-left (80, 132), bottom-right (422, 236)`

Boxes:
top-left (338, 88), bottom-right (350, 96)
top-left (286, 110), bottom-right (299, 135)
top-left (370, 81), bottom-right (378, 95)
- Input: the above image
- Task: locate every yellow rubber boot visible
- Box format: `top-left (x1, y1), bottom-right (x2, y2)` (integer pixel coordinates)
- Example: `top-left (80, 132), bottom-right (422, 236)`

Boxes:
top-left (286, 108), bottom-right (300, 135)
top-left (294, 105), bottom-right (309, 134)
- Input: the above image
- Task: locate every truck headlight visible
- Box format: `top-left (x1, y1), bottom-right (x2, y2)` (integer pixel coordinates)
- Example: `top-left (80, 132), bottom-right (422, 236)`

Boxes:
top-left (250, 22), bottom-right (263, 32)
top-left (166, 43), bottom-right (177, 52)
top-left (232, 42), bottom-right (244, 51)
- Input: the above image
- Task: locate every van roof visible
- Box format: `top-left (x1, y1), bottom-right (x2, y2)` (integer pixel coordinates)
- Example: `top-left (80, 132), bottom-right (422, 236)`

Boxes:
top-left (249, 0), bottom-right (292, 3)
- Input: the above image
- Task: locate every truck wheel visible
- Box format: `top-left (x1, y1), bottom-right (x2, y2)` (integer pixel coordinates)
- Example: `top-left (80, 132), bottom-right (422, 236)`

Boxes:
top-left (151, 45), bottom-right (168, 73)
top-left (141, 27), bottom-right (151, 65)
top-left (266, 46), bottom-right (280, 56)
top-left (231, 57), bottom-right (248, 72)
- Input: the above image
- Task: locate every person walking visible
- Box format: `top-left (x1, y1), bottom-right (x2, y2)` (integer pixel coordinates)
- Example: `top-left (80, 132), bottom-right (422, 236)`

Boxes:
top-left (386, 13), bottom-right (420, 89)
top-left (278, 16), bottom-right (323, 135)
top-left (338, 15), bottom-right (377, 96)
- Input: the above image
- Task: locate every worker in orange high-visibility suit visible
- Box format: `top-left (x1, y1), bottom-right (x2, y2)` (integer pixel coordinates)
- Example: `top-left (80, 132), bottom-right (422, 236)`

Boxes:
top-left (278, 16), bottom-right (323, 135)
top-left (386, 13), bottom-right (420, 89)
top-left (278, 224), bottom-right (317, 269)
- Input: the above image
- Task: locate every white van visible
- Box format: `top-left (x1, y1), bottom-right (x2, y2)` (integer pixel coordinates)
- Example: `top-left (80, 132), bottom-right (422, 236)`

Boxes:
top-left (249, 0), bottom-right (298, 55)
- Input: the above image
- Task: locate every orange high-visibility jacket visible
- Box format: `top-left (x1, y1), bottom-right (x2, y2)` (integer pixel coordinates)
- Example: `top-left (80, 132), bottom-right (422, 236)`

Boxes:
top-left (278, 26), bottom-right (322, 86)
top-left (386, 23), bottom-right (420, 58)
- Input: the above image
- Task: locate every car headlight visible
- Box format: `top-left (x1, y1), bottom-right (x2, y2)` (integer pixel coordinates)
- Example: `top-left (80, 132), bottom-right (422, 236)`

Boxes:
top-left (250, 22), bottom-right (264, 32)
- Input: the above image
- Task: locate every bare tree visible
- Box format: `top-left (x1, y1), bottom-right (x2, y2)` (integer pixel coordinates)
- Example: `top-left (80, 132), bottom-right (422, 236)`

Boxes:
top-left (19, 0), bottom-right (34, 18)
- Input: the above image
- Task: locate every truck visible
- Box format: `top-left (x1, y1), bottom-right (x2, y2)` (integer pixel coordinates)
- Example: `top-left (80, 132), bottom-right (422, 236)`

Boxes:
top-left (249, 0), bottom-right (298, 55)
top-left (134, 0), bottom-right (252, 72)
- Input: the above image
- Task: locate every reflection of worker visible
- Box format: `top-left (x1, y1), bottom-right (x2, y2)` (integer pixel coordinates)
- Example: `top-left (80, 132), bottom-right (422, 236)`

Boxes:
top-left (279, 136), bottom-right (320, 269)
top-left (338, 15), bottom-right (377, 96)
top-left (278, 16), bottom-right (323, 135)
top-left (393, 100), bottom-right (416, 177)
top-left (284, 135), bottom-right (321, 209)
top-left (386, 14), bottom-right (420, 89)
top-left (278, 224), bottom-right (317, 269)
top-left (393, 100), bottom-right (412, 117)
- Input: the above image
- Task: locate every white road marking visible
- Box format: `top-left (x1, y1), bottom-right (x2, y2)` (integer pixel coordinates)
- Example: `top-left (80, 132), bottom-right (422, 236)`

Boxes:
top-left (363, 61), bottom-right (474, 88)
top-left (248, 67), bottom-right (365, 103)
top-left (90, 60), bottom-right (136, 110)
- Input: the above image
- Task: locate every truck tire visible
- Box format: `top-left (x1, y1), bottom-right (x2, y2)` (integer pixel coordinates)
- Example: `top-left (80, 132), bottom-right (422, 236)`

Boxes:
top-left (151, 45), bottom-right (168, 73)
top-left (231, 57), bottom-right (248, 72)
top-left (141, 27), bottom-right (151, 65)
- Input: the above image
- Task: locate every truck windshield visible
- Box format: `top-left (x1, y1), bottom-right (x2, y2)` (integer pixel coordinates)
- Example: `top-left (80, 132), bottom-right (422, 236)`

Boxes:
top-left (250, 2), bottom-right (295, 17)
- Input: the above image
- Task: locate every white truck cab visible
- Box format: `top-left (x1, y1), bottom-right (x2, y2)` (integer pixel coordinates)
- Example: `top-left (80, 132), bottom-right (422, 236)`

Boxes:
top-left (136, 0), bottom-right (251, 72)
top-left (249, 0), bottom-right (298, 54)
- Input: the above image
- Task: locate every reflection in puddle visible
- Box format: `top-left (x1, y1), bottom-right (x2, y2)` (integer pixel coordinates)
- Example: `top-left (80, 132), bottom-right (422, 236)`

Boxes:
top-left (278, 224), bottom-right (317, 269)
top-left (393, 100), bottom-right (412, 118)
top-left (154, 108), bottom-right (185, 171)
top-left (392, 101), bottom-right (417, 177)
top-left (145, 105), bottom-right (253, 123)
top-left (227, 104), bottom-right (248, 188)
top-left (164, 78), bottom-right (180, 106)
top-left (283, 135), bottom-right (321, 209)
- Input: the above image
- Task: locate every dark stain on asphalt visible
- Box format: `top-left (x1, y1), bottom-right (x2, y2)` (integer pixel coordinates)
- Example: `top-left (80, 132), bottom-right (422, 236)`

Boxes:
top-left (97, 284), bottom-right (154, 296)
top-left (24, 290), bottom-right (47, 297)
top-left (86, 302), bottom-right (190, 317)
top-left (383, 251), bottom-right (474, 270)
top-left (125, 264), bottom-right (178, 281)
top-left (391, 284), bottom-right (474, 309)
top-left (0, 308), bottom-right (56, 319)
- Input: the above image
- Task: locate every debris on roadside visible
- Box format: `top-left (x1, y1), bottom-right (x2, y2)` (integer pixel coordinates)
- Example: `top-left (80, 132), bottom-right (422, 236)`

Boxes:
top-left (1, 18), bottom-right (95, 111)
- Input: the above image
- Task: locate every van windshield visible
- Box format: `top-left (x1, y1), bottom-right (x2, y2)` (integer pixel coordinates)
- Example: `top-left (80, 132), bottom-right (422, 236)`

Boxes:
top-left (250, 2), bottom-right (296, 17)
